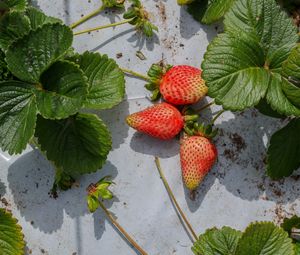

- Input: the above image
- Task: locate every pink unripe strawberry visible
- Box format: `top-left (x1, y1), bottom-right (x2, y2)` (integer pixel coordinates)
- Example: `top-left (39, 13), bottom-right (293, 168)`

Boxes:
top-left (126, 103), bottom-right (183, 140)
top-left (159, 65), bottom-right (207, 105)
top-left (126, 103), bottom-right (197, 140)
top-left (180, 135), bottom-right (217, 196)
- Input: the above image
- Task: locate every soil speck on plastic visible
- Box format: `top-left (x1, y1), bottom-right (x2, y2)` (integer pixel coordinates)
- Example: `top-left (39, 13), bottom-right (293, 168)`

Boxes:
top-left (229, 133), bottom-right (246, 151)
top-left (156, 1), bottom-right (167, 23)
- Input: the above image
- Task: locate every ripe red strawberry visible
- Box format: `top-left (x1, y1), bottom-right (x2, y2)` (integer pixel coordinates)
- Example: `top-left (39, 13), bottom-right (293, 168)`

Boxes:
top-left (180, 135), bottom-right (217, 197)
top-left (159, 65), bottom-right (207, 105)
top-left (126, 102), bottom-right (185, 140)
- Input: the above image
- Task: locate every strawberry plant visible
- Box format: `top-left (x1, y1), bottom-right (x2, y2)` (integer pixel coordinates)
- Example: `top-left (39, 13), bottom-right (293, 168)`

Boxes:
top-left (200, 0), bottom-right (300, 179)
top-left (0, 6), bottom-right (125, 191)
top-left (0, 208), bottom-right (25, 255)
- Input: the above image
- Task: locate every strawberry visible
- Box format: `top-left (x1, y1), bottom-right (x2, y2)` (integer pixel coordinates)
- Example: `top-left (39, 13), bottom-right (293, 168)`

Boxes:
top-left (180, 125), bottom-right (217, 199)
top-left (126, 103), bottom-right (198, 140)
top-left (145, 64), bottom-right (207, 105)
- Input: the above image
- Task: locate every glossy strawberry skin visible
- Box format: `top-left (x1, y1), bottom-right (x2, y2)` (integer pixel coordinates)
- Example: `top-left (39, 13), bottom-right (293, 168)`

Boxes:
top-left (159, 65), bottom-right (207, 105)
top-left (126, 102), bottom-right (184, 140)
top-left (180, 136), bottom-right (217, 191)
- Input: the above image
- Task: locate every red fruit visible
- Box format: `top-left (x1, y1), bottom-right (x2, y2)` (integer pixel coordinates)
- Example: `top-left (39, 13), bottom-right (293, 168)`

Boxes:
top-left (126, 102), bottom-right (184, 140)
top-left (160, 65), bottom-right (207, 105)
top-left (180, 135), bottom-right (217, 193)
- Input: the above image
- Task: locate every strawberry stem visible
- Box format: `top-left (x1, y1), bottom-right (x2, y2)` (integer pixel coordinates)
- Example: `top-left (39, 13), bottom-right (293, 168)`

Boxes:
top-left (73, 19), bottom-right (132, 36)
top-left (70, 5), bottom-right (106, 29)
top-left (195, 101), bottom-right (215, 113)
top-left (211, 110), bottom-right (225, 124)
top-left (154, 157), bottom-right (199, 243)
top-left (184, 114), bottom-right (199, 122)
top-left (98, 201), bottom-right (148, 255)
top-left (120, 68), bottom-right (151, 81)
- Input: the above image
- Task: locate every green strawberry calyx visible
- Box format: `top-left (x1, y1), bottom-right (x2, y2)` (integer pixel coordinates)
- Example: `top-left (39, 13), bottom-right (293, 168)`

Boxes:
top-left (182, 107), bottom-right (200, 128)
top-left (184, 122), bottom-right (218, 139)
top-left (145, 62), bottom-right (173, 101)
top-left (87, 176), bottom-right (114, 213)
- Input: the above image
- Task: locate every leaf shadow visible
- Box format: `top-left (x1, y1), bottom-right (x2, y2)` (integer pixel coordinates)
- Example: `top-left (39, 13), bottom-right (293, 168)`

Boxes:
top-left (126, 31), bottom-right (160, 51)
top-left (91, 28), bottom-right (136, 52)
top-left (7, 150), bottom-right (119, 233)
top-left (130, 132), bottom-right (180, 159)
top-left (95, 99), bottom-right (130, 150)
top-left (0, 179), bottom-right (6, 198)
top-left (209, 110), bottom-right (300, 206)
top-left (179, 6), bottom-right (223, 40)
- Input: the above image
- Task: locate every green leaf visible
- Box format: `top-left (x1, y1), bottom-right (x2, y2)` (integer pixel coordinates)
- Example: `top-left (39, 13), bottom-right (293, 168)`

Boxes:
top-left (35, 61), bottom-right (87, 119)
top-left (202, 0), bottom-right (300, 115)
top-left (6, 23), bottom-right (73, 83)
top-left (98, 188), bottom-right (113, 200)
top-left (295, 243), bottom-right (300, 255)
top-left (267, 119), bottom-right (300, 179)
top-left (202, 33), bottom-right (269, 111)
top-left (235, 222), bottom-right (294, 255)
top-left (0, 12), bottom-right (31, 52)
top-left (0, 81), bottom-right (37, 154)
top-left (0, 50), bottom-right (13, 81)
top-left (265, 75), bottom-right (300, 116)
top-left (282, 45), bottom-right (300, 108)
top-left (87, 195), bottom-right (100, 213)
top-left (187, 0), bottom-right (236, 24)
top-left (282, 216), bottom-right (300, 235)
top-left (35, 113), bottom-right (112, 175)
top-left (0, 208), bottom-right (25, 255)
top-left (25, 7), bottom-right (62, 30)
top-left (255, 98), bottom-right (285, 119)
top-left (192, 227), bottom-right (242, 255)
top-left (224, 0), bottom-right (298, 69)
top-left (283, 45), bottom-right (300, 82)
top-left (0, 0), bottom-right (27, 11)
top-left (69, 52), bottom-right (125, 110)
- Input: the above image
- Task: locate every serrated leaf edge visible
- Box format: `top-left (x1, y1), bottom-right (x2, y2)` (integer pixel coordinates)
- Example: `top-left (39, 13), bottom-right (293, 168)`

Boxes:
top-left (5, 23), bottom-right (73, 83)
top-left (0, 208), bottom-right (26, 255)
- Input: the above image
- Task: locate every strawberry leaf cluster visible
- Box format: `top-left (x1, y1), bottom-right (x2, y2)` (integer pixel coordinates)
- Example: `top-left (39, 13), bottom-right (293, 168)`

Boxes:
top-left (87, 176), bottom-right (114, 213)
top-left (192, 221), bottom-right (298, 255)
top-left (201, 0), bottom-right (300, 179)
top-left (0, 4), bottom-right (125, 190)
top-left (123, 0), bottom-right (158, 37)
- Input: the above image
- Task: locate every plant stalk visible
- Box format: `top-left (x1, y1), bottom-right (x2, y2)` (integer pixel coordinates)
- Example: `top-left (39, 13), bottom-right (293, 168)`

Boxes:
top-left (154, 157), bottom-right (199, 242)
top-left (211, 109), bottom-right (225, 124)
top-left (98, 201), bottom-right (148, 255)
top-left (196, 101), bottom-right (215, 113)
top-left (70, 5), bottom-right (105, 29)
top-left (73, 19), bottom-right (132, 36)
top-left (121, 68), bottom-right (151, 81)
